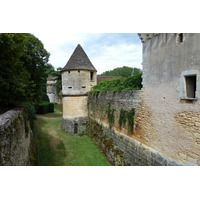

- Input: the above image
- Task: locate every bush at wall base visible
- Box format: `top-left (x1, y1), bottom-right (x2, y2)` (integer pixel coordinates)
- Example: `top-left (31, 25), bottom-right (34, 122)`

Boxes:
top-left (36, 102), bottom-right (54, 114)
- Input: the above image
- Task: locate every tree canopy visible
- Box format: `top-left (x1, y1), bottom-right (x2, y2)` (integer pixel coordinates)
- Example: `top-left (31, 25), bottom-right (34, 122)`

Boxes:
top-left (91, 67), bottom-right (142, 93)
top-left (47, 67), bottom-right (62, 95)
top-left (0, 33), bottom-right (50, 107)
top-left (99, 66), bottom-right (140, 77)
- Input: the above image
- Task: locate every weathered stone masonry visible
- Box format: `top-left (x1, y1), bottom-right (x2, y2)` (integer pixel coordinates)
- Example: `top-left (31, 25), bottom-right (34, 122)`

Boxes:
top-left (62, 44), bottom-right (97, 133)
top-left (0, 108), bottom-right (33, 166)
top-left (137, 33), bottom-right (200, 165)
top-left (88, 91), bottom-right (184, 166)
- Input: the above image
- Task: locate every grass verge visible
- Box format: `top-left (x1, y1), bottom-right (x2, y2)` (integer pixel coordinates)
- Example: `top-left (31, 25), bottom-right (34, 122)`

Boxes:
top-left (33, 104), bottom-right (111, 166)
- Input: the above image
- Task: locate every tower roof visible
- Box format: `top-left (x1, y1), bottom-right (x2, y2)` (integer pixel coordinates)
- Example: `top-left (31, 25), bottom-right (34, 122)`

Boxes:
top-left (62, 44), bottom-right (97, 72)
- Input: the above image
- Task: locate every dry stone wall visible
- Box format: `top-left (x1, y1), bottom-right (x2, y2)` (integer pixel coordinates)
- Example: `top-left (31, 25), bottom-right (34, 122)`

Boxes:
top-left (0, 108), bottom-right (34, 166)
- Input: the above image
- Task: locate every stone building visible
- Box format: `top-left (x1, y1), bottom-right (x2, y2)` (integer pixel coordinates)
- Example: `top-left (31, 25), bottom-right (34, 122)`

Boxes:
top-left (136, 33), bottom-right (200, 165)
top-left (46, 76), bottom-right (59, 103)
top-left (61, 44), bottom-right (97, 133)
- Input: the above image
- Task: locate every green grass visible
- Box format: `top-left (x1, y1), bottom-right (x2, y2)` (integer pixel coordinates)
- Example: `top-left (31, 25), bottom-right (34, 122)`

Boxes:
top-left (33, 104), bottom-right (111, 166)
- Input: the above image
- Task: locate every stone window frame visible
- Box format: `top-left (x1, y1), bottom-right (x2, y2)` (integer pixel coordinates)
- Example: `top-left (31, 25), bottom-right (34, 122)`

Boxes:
top-left (180, 70), bottom-right (199, 101)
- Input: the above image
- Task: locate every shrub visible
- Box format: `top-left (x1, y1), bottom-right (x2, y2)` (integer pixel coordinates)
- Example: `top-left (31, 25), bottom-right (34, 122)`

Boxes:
top-left (23, 102), bottom-right (36, 129)
top-left (48, 103), bottom-right (54, 112)
top-left (90, 70), bottom-right (142, 93)
top-left (36, 101), bottom-right (53, 114)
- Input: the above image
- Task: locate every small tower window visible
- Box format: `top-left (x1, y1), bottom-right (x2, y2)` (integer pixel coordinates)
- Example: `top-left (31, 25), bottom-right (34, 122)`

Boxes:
top-left (68, 71), bottom-right (70, 73)
top-left (90, 72), bottom-right (94, 81)
top-left (185, 75), bottom-right (197, 98)
top-left (177, 33), bottom-right (184, 43)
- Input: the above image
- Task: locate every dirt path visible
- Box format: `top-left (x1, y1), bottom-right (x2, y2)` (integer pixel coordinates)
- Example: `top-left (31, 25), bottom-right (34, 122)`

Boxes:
top-left (37, 114), bottom-right (60, 142)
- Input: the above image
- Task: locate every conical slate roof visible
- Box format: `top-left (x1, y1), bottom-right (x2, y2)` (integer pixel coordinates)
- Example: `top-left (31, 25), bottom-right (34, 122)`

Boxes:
top-left (62, 44), bottom-right (97, 72)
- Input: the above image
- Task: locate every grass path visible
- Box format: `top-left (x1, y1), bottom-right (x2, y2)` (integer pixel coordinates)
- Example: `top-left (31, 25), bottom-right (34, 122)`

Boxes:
top-left (33, 105), bottom-right (111, 166)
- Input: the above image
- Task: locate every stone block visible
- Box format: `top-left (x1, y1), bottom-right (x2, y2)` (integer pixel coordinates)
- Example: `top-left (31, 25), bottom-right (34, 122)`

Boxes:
top-left (195, 122), bottom-right (200, 127)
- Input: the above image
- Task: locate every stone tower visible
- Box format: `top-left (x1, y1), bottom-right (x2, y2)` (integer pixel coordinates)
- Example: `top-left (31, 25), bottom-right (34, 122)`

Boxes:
top-left (46, 76), bottom-right (59, 103)
top-left (61, 44), bottom-right (97, 133)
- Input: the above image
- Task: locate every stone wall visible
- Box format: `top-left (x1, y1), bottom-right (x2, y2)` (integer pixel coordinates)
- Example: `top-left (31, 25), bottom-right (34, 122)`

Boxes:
top-left (0, 108), bottom-right (34, 166)
top-left (62, 96), bottom-right (88, 133)
top-left (137, 33), bottom-right (200, 165)
top-left (62, 70), bottom-right (97, 95)
top-left (88, 91), bottom-right (185, 165)
top-left (88, 118), bottom-right (183, 166)
top-left (47, 78), bottom-right (59, 103)
top-left (88, 91), bottom-right (141, 136)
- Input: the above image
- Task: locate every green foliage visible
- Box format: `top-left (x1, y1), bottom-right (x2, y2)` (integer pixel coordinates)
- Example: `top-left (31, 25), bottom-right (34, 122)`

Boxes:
top-left (20, 34), bottom-right (50, 104)
top-left (119, 108), bottom-right (135, 133)
top-left (48, 103), bottom-right (54, 113)
top-left (119, 109), bottom-right (128, 127)
top-left (100, 66), bottom-right (140, 77)
top-left (107, 103), bottom-right (115, 129)
top-left (0, 33), bottom-right (50, 107)
top-left (47, 67), bottom-right (62, 95)
top-left (90, 68), bottom-right (142, 93)
top-left (127, 108), bottom-right (135, 133)
top-left (22, 102), bottom-right (36, 129)
top-left (36, 101), bottom-right (54, 114)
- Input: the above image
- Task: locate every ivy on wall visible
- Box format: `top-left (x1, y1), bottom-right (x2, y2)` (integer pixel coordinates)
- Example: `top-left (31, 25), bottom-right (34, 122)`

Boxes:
top-left (119, 108), bottom-right (135, 133)
top-left (107, 103), bottom-right (115, 129)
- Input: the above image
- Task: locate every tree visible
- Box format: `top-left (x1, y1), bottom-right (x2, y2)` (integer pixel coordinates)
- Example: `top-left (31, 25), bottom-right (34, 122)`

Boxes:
top-left (91, 67), bottom-right (142, 93)
top-left (20, 34), bottom-right (50, 104)
top-left (46, 67), bottom-right (62, 95)
top-left (100, 66), bottom-right (140, 77)
top-left (0, 33), bottom-right (50, 106)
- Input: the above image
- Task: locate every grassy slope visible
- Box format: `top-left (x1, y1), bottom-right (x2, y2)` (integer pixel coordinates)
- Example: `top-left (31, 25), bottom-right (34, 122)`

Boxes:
top-left (33, 104), bottom-right (110, 166)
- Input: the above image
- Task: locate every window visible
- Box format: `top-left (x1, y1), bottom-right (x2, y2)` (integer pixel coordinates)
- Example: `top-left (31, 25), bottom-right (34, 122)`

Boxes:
top-left (90, 72), bottom-right (94, 81)
top-left (68, 71), bottom-right (70, 73)
top-left (185, 75), bottom-right (197, 98)
top-left (68, 86), bottom-right (72, 89)
top-left (177, 33), bottom-right (184, 43)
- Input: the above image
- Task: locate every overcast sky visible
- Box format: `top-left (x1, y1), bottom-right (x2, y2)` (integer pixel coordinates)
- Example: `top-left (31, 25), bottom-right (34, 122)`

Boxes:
top-left (33, 33), bottom-right (142, 74)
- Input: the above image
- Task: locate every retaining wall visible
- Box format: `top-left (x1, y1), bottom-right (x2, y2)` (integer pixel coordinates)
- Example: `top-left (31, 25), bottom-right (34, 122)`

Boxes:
top-left (88, 91), bottom-right (186, 166)
top-left (0, 108), bottom-right (34, 166)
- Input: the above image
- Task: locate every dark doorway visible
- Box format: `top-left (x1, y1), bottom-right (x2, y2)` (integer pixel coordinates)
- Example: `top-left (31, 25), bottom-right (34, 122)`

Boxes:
top-left (74, 123), bottom-right (78, 134)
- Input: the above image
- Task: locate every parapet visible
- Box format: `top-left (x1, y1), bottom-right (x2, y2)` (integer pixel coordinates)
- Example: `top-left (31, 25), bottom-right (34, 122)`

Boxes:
top-left (138, 33), bottom-right (160, 43)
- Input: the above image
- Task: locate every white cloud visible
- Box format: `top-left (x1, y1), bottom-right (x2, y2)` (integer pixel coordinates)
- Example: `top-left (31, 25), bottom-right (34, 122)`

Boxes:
top-left (33, 33), bottom-right (142, 74)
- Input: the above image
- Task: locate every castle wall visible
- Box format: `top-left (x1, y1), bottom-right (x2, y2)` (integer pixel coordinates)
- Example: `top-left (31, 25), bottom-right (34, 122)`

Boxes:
top-left (0, 108), bottom-right (34, 166)
top-left (63, 96), bottom-right (88, 118)
top-left (62, 70), bottom-right (97, 95)
top-left (88, 91), bottom-right (184, 165)
top-left (62, 96), bottom-right (88, 133)
top-left (47, 79), bottom-right (59, 103)
top-left (137, 33), bottom-right (200, 165)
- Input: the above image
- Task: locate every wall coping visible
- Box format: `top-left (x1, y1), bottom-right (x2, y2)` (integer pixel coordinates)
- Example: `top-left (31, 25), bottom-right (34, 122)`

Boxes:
top-left (0, 108), bottom-right (23, 134)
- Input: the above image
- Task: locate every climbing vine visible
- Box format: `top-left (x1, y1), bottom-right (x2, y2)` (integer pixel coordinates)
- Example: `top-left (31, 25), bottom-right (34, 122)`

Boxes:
top-left (119, 108), bottom-right (135, 133)
top-left (107, 103), bottom-right (115, 129)
top-left (127, 108), bottom-right (135, 133)
top-left (119, 109), bottom-right (128, 128)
